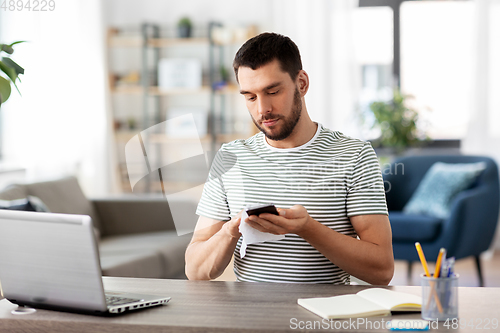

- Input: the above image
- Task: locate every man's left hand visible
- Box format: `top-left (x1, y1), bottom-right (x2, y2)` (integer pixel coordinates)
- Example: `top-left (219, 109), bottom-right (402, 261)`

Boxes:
top-left (245, 205), bottom-right (312, 235)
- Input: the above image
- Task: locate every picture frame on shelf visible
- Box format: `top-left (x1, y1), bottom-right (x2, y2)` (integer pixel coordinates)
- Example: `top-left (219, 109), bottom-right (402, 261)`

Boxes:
top-left (158, 58), bottom-right (202, 90)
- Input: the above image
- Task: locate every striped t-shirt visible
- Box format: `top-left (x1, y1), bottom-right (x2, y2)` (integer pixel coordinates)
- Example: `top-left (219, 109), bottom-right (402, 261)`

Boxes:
top-left (196, 124), bottom-right (388, 284)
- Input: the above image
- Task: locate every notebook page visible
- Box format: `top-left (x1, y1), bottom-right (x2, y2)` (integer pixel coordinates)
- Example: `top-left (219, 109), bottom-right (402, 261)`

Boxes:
top-left (356, 288), bottom-right (421, 311)
top-left (298, 294), bottom-right (389, 319)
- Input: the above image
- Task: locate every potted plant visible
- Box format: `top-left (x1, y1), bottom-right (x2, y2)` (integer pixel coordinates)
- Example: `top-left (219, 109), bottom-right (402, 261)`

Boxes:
top-left (368, 89), bottom-right (427, 154)
top-left (0, 41), bottom-right (24, 107)
top-left (177, 17), bottom-right (192, 38)
top-left (127, 117), bottom-right (138, 130)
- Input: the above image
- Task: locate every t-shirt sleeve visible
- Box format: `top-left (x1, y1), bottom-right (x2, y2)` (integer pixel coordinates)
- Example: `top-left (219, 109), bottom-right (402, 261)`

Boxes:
top-left (346, 142), bottom-right (388, 216)
top-left (195, 146), bottom-right (232, 221)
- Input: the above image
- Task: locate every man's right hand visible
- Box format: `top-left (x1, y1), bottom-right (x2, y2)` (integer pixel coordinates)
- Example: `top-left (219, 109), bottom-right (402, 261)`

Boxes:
top-left (185, 211), bottom-right (244, 280)
top-left (222, 213), bottom-right (242, 239)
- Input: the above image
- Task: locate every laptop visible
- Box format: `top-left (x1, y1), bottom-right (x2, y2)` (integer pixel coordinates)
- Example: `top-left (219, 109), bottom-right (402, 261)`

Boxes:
top-left (0, 209), bottom-right (170, 315)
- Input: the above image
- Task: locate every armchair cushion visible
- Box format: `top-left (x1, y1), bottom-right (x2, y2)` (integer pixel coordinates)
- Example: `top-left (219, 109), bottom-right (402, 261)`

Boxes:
top-left (403, 162), bottom-right (486, 219)
top-left (390, 211), bottom-right (443, 242)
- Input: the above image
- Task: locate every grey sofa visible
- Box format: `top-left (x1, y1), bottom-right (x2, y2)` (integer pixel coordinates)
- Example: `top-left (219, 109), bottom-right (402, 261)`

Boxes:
top-left (0, 177), bottom-right (195, 279)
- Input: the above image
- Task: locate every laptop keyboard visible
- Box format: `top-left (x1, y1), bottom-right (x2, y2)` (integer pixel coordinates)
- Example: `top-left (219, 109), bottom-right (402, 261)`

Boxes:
top-left (105, 295), bottom-right (141, 306)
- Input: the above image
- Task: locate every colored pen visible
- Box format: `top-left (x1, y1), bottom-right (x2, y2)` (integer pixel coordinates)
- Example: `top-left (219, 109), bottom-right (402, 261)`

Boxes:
top-left (440, 250), bottom-right (448, 278)
top-left (447, 257), bottom-right (455, 278)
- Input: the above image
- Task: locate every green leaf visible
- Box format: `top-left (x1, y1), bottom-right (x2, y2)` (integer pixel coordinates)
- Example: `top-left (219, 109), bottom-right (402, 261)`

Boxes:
top-left (2, 57), bottom-right (24, 75)
top-left (0, 41), bottom-right (25, 55)
top-left (0, 76), bottom-right (12, 106)
top-left (368, 89), bottom-right (421, 149)
top-left (0, 44), bottom-right (14, 55)
top-left (10, 79), bottom-right (21, 96)
top-left (9, 41), bottom-right (26, 47)
top-left (0, 59), bottom-right (18, 82)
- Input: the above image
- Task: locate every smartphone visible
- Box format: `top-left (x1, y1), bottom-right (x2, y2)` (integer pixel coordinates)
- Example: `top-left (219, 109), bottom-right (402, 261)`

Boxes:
top-left (246, 204), bottom-right (279, 217)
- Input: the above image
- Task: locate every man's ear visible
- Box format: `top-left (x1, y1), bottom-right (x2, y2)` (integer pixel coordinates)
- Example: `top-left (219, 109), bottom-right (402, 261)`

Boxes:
top-left (296, 70), bottom-right (309, 96)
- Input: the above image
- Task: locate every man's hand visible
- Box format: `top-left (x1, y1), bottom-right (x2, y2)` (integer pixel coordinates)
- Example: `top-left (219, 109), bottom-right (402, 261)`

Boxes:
top-left (222, 212), bottom-right (243, 239)
top-left (243, 205), bottom-right (394, 284)
top-left (245, 205), bottom-right (312, 235)
top-left (185, 210), bottom-right (244, 280)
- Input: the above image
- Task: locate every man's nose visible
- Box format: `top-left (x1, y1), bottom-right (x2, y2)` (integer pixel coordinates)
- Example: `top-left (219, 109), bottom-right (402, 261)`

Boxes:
top-left (257, 96), bottom-right (272, 115)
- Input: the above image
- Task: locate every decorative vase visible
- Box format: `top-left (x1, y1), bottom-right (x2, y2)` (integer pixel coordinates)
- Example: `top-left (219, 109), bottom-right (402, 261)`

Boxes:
top-left (178, 26), bottom-right (191, 38)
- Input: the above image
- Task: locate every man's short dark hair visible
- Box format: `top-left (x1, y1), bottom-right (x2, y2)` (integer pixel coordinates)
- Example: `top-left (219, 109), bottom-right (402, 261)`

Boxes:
top-left (233, 32), bottom-right (302, 82)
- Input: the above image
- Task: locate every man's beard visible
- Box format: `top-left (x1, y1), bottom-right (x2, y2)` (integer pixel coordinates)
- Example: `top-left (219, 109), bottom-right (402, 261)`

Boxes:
top-left (252, 88), bottom-right (302, 141)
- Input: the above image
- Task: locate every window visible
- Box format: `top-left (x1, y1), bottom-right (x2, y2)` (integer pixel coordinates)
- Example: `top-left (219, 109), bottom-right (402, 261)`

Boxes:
top-left (400, 1), bottom-right (474, 139)
top-left (353, 6), bottom-right (394, 139)
top-left (358, 0), bottom-right (475, 141)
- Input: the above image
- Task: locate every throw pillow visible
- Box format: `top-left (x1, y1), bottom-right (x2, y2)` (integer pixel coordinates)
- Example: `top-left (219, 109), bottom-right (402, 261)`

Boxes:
top-left (403, 161), bottom-right (487, 219)
top-left (0, 196), bottom-right (50, 212)
top-left (0, 197), bottom-right (100, 239)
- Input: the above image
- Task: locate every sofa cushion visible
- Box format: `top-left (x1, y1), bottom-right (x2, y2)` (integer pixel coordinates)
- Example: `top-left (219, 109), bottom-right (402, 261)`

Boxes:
top-left (24, 177), bottom-right (102, 232)
top-left (389, 211), bottom-right (443, 242)
top-left (0, 185), bottom-right (28, 201)
top-left (0, 196), bottom-right (50, 212)
top-left (155, 233), bottom-right (192, 278)
top-left (100, 251), bottom-right (164, 279)
top-left (99, 231), bottom-right (190, 278)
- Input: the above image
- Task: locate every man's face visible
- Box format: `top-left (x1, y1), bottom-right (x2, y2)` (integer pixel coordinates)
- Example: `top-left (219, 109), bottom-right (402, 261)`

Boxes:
top-left (237, 60), bottom-right (302, 141)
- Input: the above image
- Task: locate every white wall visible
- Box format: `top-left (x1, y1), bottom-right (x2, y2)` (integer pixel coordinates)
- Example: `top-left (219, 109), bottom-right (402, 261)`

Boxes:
top-left (103, 0), bottom-right (274, 31)
top-left (462, 0), bottom-right (500, 250)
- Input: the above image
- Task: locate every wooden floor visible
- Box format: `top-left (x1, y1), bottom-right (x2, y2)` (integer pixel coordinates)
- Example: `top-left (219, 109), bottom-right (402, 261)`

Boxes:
top-left (215, 250), bottom-right (500, 287)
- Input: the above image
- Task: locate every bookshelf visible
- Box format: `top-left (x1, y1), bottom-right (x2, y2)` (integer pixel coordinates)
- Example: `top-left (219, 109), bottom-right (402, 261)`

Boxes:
top-left (107, 23), bottom-right (256, 193)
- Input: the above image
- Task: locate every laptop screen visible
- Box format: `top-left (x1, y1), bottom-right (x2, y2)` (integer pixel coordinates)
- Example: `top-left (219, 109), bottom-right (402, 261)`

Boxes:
top-left (0, 210), bottom-right (107, 311)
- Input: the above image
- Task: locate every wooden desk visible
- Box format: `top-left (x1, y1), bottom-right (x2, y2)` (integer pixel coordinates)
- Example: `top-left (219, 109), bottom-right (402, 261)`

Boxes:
top-left (0, 277), bottom-right (498, 332)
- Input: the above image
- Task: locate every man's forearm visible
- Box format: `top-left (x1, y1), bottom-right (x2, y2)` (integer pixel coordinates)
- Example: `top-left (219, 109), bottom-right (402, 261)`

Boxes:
top-left (185, 224), bottom-right (239, 280)
top-left (297, 217), bottom-right (394, 285)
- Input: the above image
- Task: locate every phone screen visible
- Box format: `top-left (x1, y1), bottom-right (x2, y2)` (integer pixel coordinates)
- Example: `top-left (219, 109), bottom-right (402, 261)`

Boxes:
top-left (246, 204), bottom-right (279, 216)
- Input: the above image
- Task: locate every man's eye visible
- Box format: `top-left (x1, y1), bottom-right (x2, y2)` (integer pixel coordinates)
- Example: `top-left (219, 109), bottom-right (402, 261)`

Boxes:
top-left (269, 90), bottom-right (278, 95)
top-left (247, 96), bottom-right (256, 102)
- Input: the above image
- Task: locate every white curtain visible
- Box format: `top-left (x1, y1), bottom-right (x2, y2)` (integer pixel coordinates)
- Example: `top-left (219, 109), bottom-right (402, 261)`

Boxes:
top-left (0, 0), bottom-right (117, 196)
top-left (271, 0), bottom-right (360, 137)
top-left (462, 0), bottom-right (500, 249)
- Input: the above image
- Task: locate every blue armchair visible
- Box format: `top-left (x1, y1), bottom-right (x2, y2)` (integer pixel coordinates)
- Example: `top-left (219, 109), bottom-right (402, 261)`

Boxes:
top-left (384, 155), bottom-right (500, 286)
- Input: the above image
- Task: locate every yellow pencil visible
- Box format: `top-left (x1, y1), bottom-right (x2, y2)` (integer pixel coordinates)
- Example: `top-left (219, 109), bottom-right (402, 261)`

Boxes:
top-left (415, 245), bottom-right (445, 314)
top-left (415, 242), bottom-right (431, 277)
top-left (426, 248), bottom-right (446, 313)
top-left (416, 242), bottom-right (443, 313)
top-left (433, 248), bottom-right (446, 278)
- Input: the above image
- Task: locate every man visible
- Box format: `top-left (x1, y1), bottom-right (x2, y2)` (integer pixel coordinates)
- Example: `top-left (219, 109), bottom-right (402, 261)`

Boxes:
top-left (185, 32), bottom-right (394, 285)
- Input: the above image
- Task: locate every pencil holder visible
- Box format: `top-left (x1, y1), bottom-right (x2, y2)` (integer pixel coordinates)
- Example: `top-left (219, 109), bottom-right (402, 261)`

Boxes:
top-left (420, 273), bottom-right (459, 321)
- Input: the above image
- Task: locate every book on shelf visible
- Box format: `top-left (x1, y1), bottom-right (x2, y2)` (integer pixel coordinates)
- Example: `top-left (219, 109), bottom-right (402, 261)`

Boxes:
top-left (298, 288), bottom-right (422, 319)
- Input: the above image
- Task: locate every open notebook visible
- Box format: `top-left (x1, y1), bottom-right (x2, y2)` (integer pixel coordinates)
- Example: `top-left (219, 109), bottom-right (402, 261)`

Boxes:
top-left (298, 288), bottom-right (421, 319)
